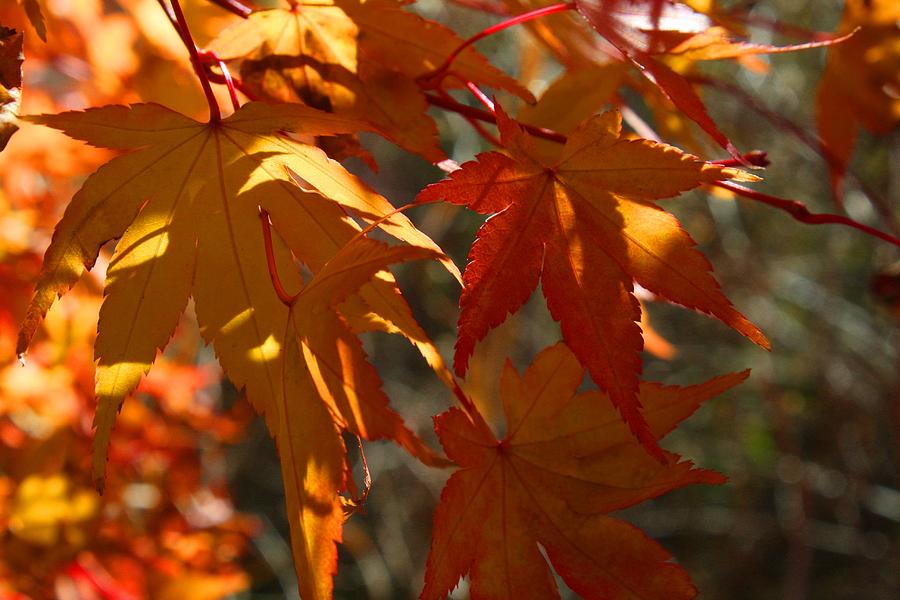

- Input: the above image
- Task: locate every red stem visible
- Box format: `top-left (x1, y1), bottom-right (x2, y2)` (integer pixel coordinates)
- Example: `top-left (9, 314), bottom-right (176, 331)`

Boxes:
top-left (711, 151), bottom-right (770, 168)
top-left (199, 50), bottom-right (241, 111)
top-left (348, 435), bottom-right (372, 506)
top-left (714, 181), bottom-right (900, 248)
top-left (464, 80), bottom-right (496, 113)
top-left (420, 2), bottom-right (575, 88)
top-left (208, 0), bottom-right (252, 18)
top-left (258, 209), bottom-right (299, 306)
top-left (169, 0), bottom-right (221, 122)
top-left (439, 77), bottom-right (502, 145)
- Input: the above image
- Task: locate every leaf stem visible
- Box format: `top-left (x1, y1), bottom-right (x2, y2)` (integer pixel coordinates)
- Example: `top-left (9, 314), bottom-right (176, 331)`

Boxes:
top-left (167, 0), bottom-right (222, 122)
top-left (419, 2), bottom-right (575, 88)
top-left (464, 80), bottom-right (496, 113)
top-left (714, 181), bottom-right (900, 248)
top-left (344, 435), bottom-right (372, 508)
top-left (259, 209), bottom-right (299, 306)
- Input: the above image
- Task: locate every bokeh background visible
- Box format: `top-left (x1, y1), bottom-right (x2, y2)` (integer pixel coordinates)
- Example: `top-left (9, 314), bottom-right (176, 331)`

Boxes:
top-left (1, 0), bottom-right (898, 598)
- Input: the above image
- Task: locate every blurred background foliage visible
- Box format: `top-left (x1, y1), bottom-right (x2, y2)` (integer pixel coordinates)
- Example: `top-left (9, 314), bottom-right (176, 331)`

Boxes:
top-left (1, 0), bottom-right (898, 598)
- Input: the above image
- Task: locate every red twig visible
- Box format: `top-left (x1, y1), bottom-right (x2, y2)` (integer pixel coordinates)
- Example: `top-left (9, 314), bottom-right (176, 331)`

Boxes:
top-left (208, 0), bottom-right (252, 18)
top-left (715, 181), bottom-right (900, 248)
top-left (199, 50), bottom-right (241, 111)
top-left (437, 85), bottom-right (502, 146)
top-left (258, 209), bottom-right (299, 306)
top-left (711, 151), bottom-right (770, 168)
top-left (419, 2), bottom-right (575, 89)
top-left (426, 92), bottom-right (899, 247)
top-left (168, 0), bottom-right (221, 122)
top-left (464, 80), bottom-right (496, 113)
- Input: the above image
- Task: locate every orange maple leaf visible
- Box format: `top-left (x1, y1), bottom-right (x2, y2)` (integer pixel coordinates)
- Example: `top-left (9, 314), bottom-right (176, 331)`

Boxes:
top-left (815, 0), bottom-right (900, 200)
top-left (422, 342), bottom-right (747, 600)
top-left (418, 106), bottom-right (766, 456)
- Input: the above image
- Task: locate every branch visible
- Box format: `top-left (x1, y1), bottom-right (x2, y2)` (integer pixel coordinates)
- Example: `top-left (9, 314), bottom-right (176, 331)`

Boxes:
top-left (714, 181), bottom-right (900, 248)
top-left (692, 75), bottom-right (899, 235)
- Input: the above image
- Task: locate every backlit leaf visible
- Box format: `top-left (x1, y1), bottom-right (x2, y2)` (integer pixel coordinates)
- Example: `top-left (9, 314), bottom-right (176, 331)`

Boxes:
top-left (422, 343), bottom-right (748, 600)
top-left (17, 101), bottom-right (451, 488)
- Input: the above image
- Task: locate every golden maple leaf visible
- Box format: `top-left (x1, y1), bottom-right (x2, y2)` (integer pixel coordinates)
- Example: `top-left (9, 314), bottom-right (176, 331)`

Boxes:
top-left (17, 101), bottom-right (456, 490)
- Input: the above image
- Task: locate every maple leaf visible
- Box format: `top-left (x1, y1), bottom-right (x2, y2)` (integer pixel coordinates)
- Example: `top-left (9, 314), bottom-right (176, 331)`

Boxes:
top-left (207, 0), bottom-right (359, 110)
top-left (274, 233), bottom-right (447, 600)
top-left (417, 106), bottom-right (767, 457)
top-left (815, 0), bottom-right (899, 200)
top-left (0, 26), bottom-right (23, 151)
top-left (422, 342), bottom-right (748, 600)
top-left (209, 0), bottom-right (532, 162)
top-left (16, 101), bottom-right (456, 488)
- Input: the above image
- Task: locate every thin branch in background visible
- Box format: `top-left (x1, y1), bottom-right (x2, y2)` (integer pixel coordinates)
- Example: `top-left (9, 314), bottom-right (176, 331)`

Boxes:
top-left (693, 75), bottom-right (900, 236)
top-left (714, 181), bottom-right (900, 249)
